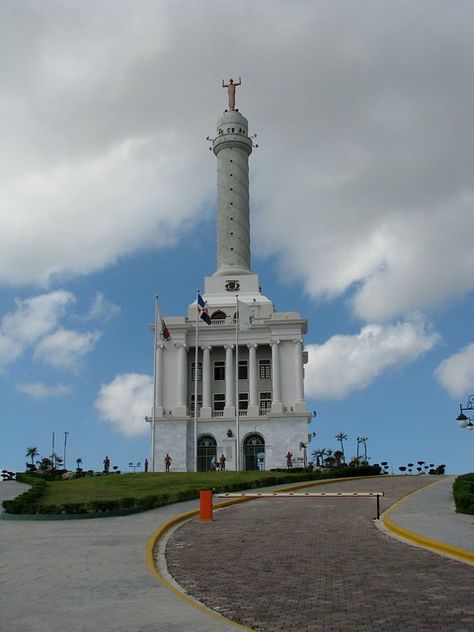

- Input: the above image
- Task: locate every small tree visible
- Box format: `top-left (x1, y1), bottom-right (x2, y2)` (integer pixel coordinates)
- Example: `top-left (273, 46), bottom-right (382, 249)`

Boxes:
top-left (76, 458), bottom-right (83, 471)
top-left (334, 450), bottom-right (344, 467)
top-left (38, 457), bottom-right (53, 472)
top-left (325, 455), bottom-right (336, 468)
top-left (399, 466), bottom-right (407, 474)
top-left (407, 463), bottom-right (414, 474)
top-left (26, 447), bottom-right (39, 468)
top-left (335, 433), bottom-right (347, 463)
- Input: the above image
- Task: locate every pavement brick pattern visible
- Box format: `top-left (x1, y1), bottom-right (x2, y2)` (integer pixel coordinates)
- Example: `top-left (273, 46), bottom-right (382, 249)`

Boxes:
top-left (165, 477), bottom-right (474, 632)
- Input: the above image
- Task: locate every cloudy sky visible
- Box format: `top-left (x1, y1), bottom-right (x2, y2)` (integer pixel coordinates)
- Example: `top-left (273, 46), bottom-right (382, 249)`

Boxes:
top-left (1, 0), bottom-right (473, 474)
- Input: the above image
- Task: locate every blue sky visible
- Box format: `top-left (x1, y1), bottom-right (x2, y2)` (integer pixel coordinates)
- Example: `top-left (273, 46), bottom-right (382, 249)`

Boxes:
top-left (1, 1), bottom-right (473, 475)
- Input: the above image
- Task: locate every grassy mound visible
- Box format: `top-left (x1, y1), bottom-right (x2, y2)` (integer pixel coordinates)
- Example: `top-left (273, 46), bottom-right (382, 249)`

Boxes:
top-left (3, 465), bottom-right (381, 516)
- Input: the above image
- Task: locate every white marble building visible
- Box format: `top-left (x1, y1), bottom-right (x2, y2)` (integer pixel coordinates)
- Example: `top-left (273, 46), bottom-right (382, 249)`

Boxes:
top-left (148, 83), bottom-right (310, 472)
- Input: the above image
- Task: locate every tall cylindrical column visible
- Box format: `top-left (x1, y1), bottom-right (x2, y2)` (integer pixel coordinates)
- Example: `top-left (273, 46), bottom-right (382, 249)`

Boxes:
top-left (176, 344), bottom-right (187, 414)
top-left (224, 345), bottom-right (234, 415)
top-left (294, 340), bottom-right (304, 402)
top-left (213, 110), bottom-right (253, 276)
top-left (155, 344), bottom-right (164, 410)
top-left (248, 343), bottom-right (258, 415)
top-left (271, 341), bottom-right (283, 414)
top-left (201, 345), bottom-right (212, 417)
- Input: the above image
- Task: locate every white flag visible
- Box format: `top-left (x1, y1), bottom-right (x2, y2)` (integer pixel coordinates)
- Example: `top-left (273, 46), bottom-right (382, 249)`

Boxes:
top-left (237, 299), bottom-right (253, 331)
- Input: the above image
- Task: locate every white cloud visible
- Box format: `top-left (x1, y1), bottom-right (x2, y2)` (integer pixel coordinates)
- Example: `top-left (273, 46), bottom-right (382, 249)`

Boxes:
top-left (0, 2), bottom-right (473, 323)
top-left (305, 317), bottom-right (439, 399)
top-left (33, 328), bottom-right (101, 370)
top-left (87, 292), bottom-right (121, 323)
top-left (0, 290), bottom-right (75, 369)
top-left (16, 382), bottom-right (72, 398)
top-left (95, 373), bottom-right (153, 437)
top-left (435, 343), bottom-right (474, 398)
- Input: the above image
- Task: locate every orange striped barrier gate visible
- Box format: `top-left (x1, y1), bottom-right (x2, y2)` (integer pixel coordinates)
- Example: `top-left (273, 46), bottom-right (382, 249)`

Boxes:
top-left (217, 491), bottom-right (385, 519)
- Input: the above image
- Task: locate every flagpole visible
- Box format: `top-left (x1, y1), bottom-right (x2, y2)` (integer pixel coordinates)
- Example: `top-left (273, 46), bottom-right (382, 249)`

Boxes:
top-left (235, 295), bottom-right (240, 471)
top-left (194, 289), bottom-right (200, 472)
top-left (151, 296), bottom-right (159, 472)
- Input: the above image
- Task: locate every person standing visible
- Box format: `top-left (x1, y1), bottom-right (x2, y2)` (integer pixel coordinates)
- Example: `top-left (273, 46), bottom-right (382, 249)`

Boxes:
top-left (286, 451), bottom-right (293, 469)
top-left (219, 454), bottom-right (226, 471)
top-left (103, 456), bottom-right (110, 473)
top-left (164, 453), bottom-right (172, 472)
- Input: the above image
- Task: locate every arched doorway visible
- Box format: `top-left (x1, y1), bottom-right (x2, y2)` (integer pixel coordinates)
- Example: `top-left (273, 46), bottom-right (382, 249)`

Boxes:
top-left (243, 434), bottom-right (265, 471)
top-left (197, 435), bottom-right (217, 472)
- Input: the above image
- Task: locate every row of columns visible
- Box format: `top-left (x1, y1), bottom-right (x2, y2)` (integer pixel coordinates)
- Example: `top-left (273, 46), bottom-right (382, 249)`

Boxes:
top-left (154, 340), bottom-right (306, 417)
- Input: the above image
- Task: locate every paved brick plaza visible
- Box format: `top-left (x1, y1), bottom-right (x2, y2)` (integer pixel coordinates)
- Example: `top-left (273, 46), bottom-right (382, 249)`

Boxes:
top-left (165, 476), bottom-right (474, 632)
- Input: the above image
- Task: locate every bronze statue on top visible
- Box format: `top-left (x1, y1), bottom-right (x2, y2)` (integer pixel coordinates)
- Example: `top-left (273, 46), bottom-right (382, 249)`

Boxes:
top-left (222, 77), bottom-right (241, 110)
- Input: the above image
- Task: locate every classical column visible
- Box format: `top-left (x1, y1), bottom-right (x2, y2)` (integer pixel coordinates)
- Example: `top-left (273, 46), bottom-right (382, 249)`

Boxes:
top-left (201, 345), bottom-right (212, 418)
top-left (175, 343), bottom-right (187, 416)
top-left (293, 339), bottom-right (307, 413)
top-left (247, 343), bottom-right (258, 416)
top-left (155, 344), bottom-right (164, 416)
top-left (271, 340), bottom-right (283, 414)
top-left (224, 345), bottom-right (235, 416)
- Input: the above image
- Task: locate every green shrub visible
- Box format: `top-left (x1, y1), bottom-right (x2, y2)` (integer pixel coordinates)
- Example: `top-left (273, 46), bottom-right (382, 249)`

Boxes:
top-left (1, 475), bottom-right (46, 514)
top-left (453, 473), bottom-right (474, 515)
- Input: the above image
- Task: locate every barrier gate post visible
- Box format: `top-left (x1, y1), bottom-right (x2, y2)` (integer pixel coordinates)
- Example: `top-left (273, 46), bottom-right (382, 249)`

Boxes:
top-left (200, 489), bottom-right (213, 521)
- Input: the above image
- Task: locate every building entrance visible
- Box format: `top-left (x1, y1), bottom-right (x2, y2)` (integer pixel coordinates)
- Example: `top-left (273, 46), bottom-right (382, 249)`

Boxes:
top-left (243, 434), bottom-right (265, 471)
top-left (197, 435), bottom-right (217, 471)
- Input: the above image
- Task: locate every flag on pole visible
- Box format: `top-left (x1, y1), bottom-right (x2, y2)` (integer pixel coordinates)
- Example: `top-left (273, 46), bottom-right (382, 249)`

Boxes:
top-left (197, 293), bottom-right (211, 325)
top-left (156, 299), bottom-right (171, 342)
top-left (237, 298), bottom-right (253, 331)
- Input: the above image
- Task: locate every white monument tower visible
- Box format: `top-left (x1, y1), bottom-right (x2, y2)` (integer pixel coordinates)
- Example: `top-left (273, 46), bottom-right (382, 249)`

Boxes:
top-left (148, 80), bottom-right (310, 472)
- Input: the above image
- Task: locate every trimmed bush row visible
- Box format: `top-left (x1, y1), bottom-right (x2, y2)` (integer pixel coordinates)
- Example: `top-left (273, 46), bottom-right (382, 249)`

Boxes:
top-left (453, 473), bottom-right (474, 515)
top-left (1, 474), bottom-right (46, 514)
top-left (2, 465), bottom-right (382, 516)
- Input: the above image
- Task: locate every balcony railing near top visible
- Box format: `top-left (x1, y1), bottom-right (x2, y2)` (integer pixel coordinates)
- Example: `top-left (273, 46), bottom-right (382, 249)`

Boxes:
top-left (210, 409), bottom-right (267, 417)
top-left (209, 318), bottom-right (236, 326)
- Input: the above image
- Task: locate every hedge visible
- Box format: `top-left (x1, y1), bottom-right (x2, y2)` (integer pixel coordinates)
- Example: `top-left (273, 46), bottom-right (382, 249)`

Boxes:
top-left (452, 473), bottom-right (474, 515)
top-left (1, 465), bottom-right (382, 516)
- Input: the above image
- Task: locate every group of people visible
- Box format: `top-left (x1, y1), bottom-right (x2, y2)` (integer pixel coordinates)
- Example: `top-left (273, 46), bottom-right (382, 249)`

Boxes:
top-left (163, 453), bottom-right (227, 472)
top-left (210, 454), bottom-right (227, 471)
top-left (105, 451), bottom-right (294, 472)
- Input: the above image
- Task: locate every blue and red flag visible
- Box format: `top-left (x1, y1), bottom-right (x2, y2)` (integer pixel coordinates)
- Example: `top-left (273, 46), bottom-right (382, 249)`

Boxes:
top-left (197, 293), bottom-right (211, 325)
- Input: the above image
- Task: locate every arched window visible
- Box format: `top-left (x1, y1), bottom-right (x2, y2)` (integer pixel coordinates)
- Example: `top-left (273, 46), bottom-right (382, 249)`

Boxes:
top-left (197, 435), bottom-right (217, 472)
top-left (243, 434), bottom-right (265, 471)
top-left (211, 310), bottom-right (227, 321)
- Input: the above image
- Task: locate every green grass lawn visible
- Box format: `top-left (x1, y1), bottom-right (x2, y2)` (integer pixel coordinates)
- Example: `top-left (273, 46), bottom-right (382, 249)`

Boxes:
top-left (37, 471), bottom-right (301, 506)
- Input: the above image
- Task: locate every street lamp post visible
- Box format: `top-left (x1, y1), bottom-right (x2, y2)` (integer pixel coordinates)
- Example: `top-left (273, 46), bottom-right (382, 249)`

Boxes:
top-left (456, 395), bottom-right (474, 430)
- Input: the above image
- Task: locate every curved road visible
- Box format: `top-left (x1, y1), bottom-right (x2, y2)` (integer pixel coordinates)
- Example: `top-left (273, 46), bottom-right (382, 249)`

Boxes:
top-left (166, 476), bottom-right (474, 632)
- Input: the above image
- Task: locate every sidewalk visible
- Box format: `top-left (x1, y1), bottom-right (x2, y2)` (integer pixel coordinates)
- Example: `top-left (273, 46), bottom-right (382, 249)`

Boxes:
top-left (384, 476), bottom-right (473, 556)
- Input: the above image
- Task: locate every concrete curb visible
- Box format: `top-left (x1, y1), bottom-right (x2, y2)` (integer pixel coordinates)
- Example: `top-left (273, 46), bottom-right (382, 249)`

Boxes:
top-left (381, 479), bottom-right (474, 565)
